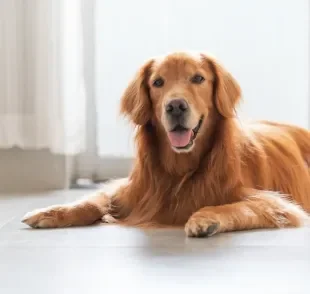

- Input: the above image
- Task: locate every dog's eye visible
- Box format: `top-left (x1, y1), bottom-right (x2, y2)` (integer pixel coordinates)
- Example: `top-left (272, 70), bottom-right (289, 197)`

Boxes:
top-left (153, 78), bottom-right (164, 88)
top-left (191, 74), bottom-right (205, 84)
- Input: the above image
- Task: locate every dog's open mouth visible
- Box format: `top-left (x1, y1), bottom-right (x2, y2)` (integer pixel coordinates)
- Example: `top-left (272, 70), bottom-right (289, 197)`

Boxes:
top-left (167, 116), bottom-right (204, 150)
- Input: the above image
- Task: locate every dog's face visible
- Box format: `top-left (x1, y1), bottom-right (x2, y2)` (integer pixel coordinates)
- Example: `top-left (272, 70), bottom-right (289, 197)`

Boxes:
top-left (121, 52), bottom-right (241, 153)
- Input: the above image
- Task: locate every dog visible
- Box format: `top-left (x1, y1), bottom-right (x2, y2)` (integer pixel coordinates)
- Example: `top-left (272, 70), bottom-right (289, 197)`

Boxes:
top-left (22, 52), bottom-right (310, 237)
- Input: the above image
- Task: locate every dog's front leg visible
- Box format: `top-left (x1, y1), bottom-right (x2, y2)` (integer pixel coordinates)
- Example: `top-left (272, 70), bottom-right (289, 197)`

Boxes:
top-left (22, 178), bottom-right (128, 228)
top-left (185, 189), bottom-right (309, 238)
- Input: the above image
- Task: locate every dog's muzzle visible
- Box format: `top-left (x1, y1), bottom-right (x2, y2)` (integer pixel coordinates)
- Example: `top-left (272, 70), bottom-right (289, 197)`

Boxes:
top-left (165, 99), bottom-right (203, 150)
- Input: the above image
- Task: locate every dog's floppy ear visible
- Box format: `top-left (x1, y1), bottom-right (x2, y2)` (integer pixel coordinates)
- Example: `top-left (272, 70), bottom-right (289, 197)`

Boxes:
top-left (120, 59), bottom-right (154, 125)
top-left (202, 54), bottom-right (241, 118)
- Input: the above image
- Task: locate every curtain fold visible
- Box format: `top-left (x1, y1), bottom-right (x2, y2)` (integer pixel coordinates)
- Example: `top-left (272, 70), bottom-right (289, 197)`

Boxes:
top-left (0, 0), bottom-right (86, 154)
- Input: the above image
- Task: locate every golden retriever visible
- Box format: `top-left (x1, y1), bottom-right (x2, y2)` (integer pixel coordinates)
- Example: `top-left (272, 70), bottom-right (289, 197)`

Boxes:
top-left (22, 52), bottom-right (310, 237)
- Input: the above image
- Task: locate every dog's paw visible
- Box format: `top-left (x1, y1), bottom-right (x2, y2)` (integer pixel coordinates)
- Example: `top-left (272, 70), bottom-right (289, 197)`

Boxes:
top-left (101, 214), bottom-right (116, 224)
top-left (22, 205), bottom-right (69, 228)
top-left (185, 215), bottom-right (220, 238)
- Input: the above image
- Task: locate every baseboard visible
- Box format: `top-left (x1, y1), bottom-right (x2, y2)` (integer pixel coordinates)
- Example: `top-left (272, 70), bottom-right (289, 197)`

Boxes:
top-left (0, 148), bottom-right (73, 192)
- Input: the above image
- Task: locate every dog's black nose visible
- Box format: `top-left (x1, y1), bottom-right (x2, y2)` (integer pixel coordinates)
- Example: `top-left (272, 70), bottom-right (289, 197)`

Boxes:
top-left (165, 99), bottom-right (188, 116)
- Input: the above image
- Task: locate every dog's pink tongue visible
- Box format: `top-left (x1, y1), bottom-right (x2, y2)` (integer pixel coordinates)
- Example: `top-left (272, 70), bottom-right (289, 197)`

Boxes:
top-left (168, 130), bottom-right (192, 147)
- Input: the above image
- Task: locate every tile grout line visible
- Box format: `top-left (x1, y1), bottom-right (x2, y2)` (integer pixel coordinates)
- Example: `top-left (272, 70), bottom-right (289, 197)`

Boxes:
top-left (0, 216), bottom-right (16, 230)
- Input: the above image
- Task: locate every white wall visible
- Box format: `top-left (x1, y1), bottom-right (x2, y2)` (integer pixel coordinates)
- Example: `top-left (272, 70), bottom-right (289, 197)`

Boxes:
top-left (96, 0), bottom-right (309, 157)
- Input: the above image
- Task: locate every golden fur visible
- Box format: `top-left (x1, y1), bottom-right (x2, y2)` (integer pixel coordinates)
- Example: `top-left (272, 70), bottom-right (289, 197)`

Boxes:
top-left (23, 52), bottom-right (310, 237)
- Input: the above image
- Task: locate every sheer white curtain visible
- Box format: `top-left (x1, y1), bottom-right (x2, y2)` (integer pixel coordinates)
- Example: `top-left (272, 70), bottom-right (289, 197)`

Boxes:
top-left (0, 0), bottom-right (86, 154)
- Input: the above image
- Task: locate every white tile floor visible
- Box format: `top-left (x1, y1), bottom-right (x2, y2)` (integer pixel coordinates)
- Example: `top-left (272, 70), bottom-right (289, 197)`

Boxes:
top-left (1, 190), bottom-right (310, 293)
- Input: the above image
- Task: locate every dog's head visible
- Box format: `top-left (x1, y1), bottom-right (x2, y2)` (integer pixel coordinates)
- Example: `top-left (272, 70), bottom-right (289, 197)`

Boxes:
top-left (120, 52), bottom-right (241, 153)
